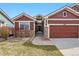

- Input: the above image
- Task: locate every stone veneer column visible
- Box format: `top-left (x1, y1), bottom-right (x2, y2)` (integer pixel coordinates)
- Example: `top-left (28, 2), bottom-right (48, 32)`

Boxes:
top-left (78, 25), bottom-right (79, 38)
top-left (43, 17), bottom-right (49, 40)
top-left (44, 27), bottom-right (49, 40)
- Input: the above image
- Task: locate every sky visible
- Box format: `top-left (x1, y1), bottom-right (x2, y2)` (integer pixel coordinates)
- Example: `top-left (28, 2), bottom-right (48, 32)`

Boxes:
top-left (0, 3), bottom-right (74, 18)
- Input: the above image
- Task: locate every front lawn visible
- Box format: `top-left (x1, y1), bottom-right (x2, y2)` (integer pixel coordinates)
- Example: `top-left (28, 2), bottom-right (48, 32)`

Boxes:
top-left (0, 40), bottom-right (63, 56)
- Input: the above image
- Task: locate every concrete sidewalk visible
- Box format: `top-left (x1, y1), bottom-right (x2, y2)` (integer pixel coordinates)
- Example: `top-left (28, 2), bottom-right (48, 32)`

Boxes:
top-left (32, 36), bottom-right (53, 45)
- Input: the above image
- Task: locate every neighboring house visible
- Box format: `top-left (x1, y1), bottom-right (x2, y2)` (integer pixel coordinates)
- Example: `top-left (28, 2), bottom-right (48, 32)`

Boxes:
top-left (0, 9), bottom-right (13, 27)
top-left (0, 9), bottom-right (14, 35)
top-left (0, 20), bottom-right (4, 27)
top-left (12, 13), bottom-right (35, 37)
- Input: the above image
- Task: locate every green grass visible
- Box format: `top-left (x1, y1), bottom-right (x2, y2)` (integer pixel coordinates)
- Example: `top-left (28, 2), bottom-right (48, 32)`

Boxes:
top-left (0, 40), bottom-right (63, 56)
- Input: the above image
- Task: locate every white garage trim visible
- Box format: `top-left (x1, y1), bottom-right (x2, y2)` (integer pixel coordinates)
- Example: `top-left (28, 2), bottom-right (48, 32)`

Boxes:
top-left (48, 24), bottom-right (79, 26)
top-left (48, 24), bottom-right (79, 38)
top-left (66, 24), bottom-right (79, 25)
top-left (47, 19), bottom-right (79, 20)
top-left (47, 24), bottom-right (64, 27)
top-left (48, 24), bottom-right (65, 25)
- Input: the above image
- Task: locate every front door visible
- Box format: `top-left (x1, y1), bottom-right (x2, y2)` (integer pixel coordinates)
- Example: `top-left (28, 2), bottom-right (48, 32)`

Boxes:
top-left (35, 23), bottom-right (44, 36)
top-left (37, 26), bottom-right (43, 32)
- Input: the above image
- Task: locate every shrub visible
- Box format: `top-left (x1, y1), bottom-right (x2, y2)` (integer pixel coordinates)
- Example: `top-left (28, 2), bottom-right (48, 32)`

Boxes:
top-left (0, 26), bottom-right (9, 40)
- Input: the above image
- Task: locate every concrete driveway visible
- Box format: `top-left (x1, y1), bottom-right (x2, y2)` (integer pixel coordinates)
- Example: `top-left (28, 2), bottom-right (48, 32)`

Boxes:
top-left (50, 38), bottom-right (79, 56)
top-left (33, 37), bottom-right (79, 56)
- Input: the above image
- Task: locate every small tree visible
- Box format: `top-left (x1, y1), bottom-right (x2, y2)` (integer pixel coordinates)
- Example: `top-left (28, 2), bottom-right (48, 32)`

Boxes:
top-left (0, 26), bottom-right (9, 40)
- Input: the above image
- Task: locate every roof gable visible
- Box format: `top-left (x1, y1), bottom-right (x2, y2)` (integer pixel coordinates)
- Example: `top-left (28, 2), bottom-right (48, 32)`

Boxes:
top-left (46, 6), bottom-right (79, 18)
top-left (71, 4), bottom-right (79, 12)
top-left (12, 13), bottom-right (35, 21)
top-left (0, 9), bottom-right (13, 24)
top-left (71, 3), bottom-right (79, 8)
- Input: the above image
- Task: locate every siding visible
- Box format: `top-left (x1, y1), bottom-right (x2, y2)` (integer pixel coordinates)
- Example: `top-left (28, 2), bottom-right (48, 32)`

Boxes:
top-left (0, 13), bottom-right (13, 27)
top-left (14, 15), bottom-right (33, 21)
top-left (48, 10), bottom-right (79, 19)
top-left (15, 22), bottom-right (19, 31)
top-left (48, 20), bottom-right (79, 24)
top-left (30, 22), bottom-right (34, 30)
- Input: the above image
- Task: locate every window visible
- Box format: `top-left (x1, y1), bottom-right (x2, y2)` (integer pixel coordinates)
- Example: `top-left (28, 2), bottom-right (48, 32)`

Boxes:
top-left (75, 8), bottom-right (79, 12)
top-left (63, 11), bottom-right (67, 17)
top-left (0, 21), bottom-right (4, 27)
top-left (20, 22), bottom-right (29, 30)
top-left (73, 7), bottom-right (77, 11)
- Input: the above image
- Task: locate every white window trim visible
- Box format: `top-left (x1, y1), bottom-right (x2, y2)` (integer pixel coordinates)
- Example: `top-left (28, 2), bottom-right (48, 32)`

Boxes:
top-left (63, 11), bottom-right (67, 17)
top-left (15, 21), bottom-right (34, 22)
top-left (19, 21), bottom-right (30, 30)
top-left (14, 21), bottom-right (35, 37)
top-left (14, 21), bottom-right (34, 30)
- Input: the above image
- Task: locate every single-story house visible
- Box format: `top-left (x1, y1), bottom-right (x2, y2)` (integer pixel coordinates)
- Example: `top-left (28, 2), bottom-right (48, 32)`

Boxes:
top-left (2, 4), bottom-right (79, 39)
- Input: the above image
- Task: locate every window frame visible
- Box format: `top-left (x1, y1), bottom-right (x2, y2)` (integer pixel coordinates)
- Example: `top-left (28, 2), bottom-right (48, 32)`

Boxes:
top-left (63, 11), bottom-right (67, 17)
top-left (19, 21), bottom-right (29, 31)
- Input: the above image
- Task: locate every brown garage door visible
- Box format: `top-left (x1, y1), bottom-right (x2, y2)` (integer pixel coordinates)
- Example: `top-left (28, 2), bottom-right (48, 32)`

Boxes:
top-left (50, 25), bottom-right (78, 38)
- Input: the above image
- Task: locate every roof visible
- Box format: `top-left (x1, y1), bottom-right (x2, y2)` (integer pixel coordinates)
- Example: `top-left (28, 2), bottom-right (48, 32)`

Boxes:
top-left (12, 12), bottom-right (35, 21)
top-left (0, 8), bottom-right (13, 24)
top-left (70, 3), bottom-right (79, 8)
top-left (46, 6), bottom-right (79, 18)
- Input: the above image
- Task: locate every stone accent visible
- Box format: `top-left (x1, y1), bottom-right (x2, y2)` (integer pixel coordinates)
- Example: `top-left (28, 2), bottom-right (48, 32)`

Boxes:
top-left (44, 27), bottom-right (49, 40)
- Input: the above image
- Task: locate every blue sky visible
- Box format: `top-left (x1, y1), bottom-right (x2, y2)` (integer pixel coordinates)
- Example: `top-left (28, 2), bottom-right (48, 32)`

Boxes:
top-left (0, 3), bottom-right (73, 18)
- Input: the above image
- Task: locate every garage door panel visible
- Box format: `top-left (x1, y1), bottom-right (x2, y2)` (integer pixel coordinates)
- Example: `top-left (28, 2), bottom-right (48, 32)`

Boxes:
top-left (50, 33), bottom-right (78, 38)
top-left (51, 31), bottom-right (78, 34)
top-left (50, 26), bottom-right (78, 38)
top-left (52, 26), bottom-right (77, 31)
